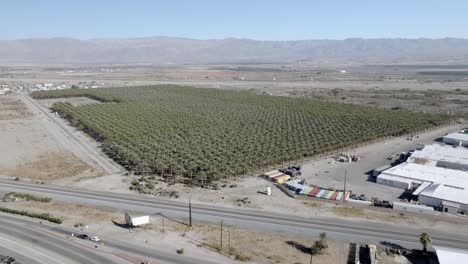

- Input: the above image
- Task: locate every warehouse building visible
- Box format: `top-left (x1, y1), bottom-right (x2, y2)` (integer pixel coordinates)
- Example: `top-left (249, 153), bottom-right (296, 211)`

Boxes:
top-left (377, 163), bottom-right (468, 190)
top-left (443, 131), bottom-right (468, 147)
top-left (377, 163), bottom-right (468, 213)
top-left (375, 137), bottom-right (468, 213)
top-left (416, 183), bottom-right (468, 213)
top-left (407, 144), bottom-right (468, 171)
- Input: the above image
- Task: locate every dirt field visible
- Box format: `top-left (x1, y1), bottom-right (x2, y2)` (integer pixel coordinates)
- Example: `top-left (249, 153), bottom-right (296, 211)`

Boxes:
top-left (2, 152), bottom-right (95, 181)
top-left (0, 96), bottom-right (31, 120)
top-left (0, 94), bottom-right (101, 181)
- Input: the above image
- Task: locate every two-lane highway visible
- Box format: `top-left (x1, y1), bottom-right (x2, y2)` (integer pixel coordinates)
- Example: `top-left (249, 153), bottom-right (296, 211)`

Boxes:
top-left (1, 179), bottom-right (468, 252)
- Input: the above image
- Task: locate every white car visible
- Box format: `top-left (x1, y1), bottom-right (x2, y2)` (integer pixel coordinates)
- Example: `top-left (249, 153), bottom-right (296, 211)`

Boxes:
top-left (90, 236), bottom-right (101, 242)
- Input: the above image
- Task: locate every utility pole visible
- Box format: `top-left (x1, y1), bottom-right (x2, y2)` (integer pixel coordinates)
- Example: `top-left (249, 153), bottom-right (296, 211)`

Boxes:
top-left (220, 220), bottom-right (223, 250)
top-left (310, 253), bottom-right (313, 264)
top-left (343, 169), bottom-right (347, 202)
top-left (228, 229), bottom-right (231, 252)
top-left (161, 214), bottom-right (165, 235)
top-left (189, 199), bottom-right (192, 227)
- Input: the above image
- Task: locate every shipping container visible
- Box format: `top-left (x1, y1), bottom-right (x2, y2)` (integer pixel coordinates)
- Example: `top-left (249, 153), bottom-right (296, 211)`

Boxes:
top-left (322, 191), bottom-right (332, 199)
top-left (273, 174), bottom-right (290, 184)
top-left (268, 172), bottom-right (285, 178)
top-left (344, 192), bottom-right (351, 201)
top-left (301, 186), bottom-right (313, 195)
top-left (316, 190), bottom-right (326, 198)
top-left (264, 170), bottom-right (279, 176)
top-left (330, 192), bottom-right (339, 200)
top-left (308, 187), bottom-right (321, 197)
top-left (325, 191), bottom-right (334, 199)
top-left (336, 192), bottom-right (344, 201)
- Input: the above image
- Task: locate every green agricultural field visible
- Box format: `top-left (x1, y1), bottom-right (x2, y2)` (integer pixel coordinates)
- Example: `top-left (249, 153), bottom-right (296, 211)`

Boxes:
top-left (32, 85), bottom-right (450, 184)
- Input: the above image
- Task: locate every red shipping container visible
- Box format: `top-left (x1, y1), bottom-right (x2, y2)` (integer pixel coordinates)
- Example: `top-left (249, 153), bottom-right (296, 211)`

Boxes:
top-left (330, 192), bottom-right (338, 200)
top-left (308, 187), bottom-right (321, 197)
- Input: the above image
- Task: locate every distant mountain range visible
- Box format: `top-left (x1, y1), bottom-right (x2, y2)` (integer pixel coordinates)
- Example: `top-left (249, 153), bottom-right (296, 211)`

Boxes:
top-left (0, 37), bottom-right (468, 65)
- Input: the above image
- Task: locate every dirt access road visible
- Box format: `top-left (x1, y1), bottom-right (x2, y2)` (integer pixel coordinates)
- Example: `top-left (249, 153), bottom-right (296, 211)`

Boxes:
top-left (19, 92), bottom-right (121, 175)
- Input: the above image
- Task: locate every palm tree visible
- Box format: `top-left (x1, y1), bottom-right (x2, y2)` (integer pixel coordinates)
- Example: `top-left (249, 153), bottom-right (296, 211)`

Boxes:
top-left (318, 232), bottom-right (328, 254)
top-left (420, 232), bottom-right (431, 253)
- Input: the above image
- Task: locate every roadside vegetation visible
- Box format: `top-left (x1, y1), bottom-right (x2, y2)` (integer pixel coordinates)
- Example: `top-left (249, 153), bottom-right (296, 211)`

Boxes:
top-left (4, 192), bottom-right (52, 203)
top-left (32, 85), bottom-right (451, 184)
top-left (332, 206), bottom-right (363, 217)
top-left (0, 207), bottom-right (62, 224)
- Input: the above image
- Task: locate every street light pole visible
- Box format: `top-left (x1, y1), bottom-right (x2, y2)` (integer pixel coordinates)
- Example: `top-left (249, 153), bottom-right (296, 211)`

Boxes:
top-left (220, 220), bottom-right (223, 250)
top-left (189, 199), bottom-right (192, 227)
top-left (343, 169), bottom-right (347, 202)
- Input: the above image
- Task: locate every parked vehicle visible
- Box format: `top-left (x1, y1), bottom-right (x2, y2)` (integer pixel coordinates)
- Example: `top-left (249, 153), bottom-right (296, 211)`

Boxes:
top-left (372, 199), bottom-right (393, 208)
top-left (279, 166), bottom-right (302, 177)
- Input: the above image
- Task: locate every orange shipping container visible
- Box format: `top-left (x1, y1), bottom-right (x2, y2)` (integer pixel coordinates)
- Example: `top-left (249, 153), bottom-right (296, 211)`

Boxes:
top-left (272, 174), bottom-right (291, 184)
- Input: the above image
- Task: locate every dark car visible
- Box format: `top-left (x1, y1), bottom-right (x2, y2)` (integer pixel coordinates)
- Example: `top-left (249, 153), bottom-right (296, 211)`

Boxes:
top-left (77, 234), bottom-right (89, 240)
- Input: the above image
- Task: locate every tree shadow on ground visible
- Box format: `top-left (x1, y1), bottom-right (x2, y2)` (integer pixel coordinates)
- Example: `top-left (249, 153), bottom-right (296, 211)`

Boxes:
top-left (404, 250), bottom-right (438, 264)
top-left (285, 240), bottom-right (311, 254)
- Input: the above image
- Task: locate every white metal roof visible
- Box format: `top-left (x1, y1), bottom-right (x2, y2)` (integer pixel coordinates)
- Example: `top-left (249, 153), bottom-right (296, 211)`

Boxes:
top-left (435, 246), bottom-right (468, 264)
top-left (419, 183), bottom-right (468, 206)
top-left (408, 144), bottom-right (468, 167)
top-left (380, 163), bottom-right (468, 187)
top-left (443, 132), bottom-right (468, 142)
top-left (412, 181), bottom-right (432, 195)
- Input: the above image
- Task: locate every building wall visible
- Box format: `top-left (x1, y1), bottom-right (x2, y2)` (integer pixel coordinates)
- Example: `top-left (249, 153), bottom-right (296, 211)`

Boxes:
top-left (419, 195), bottom-right (468, 214)
top-left (443, 205), bottom-right (459, 214)
top-left (461, 203), bottom-right (468, 212)
top-left (376, 176), bottom-right (411, 189)
top-left (443, 137), bottom-right (468, 147)
top-left (418, 195), bottom-right (442, 208)
top-left (436, 160), bottom-right (468, 171)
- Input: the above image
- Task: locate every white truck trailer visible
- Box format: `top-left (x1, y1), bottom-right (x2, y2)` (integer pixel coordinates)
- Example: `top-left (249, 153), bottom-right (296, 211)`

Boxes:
top-left (125, 213), bottom-right (150, 227)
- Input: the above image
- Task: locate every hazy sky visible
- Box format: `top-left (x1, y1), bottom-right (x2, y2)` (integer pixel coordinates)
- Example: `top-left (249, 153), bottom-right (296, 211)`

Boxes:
top-left (1, 0), bottom-right (467, 40)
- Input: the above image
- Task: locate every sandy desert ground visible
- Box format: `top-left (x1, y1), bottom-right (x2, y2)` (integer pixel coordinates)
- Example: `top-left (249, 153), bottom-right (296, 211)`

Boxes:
top-left (0, 95), bottom-right (100, 181)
